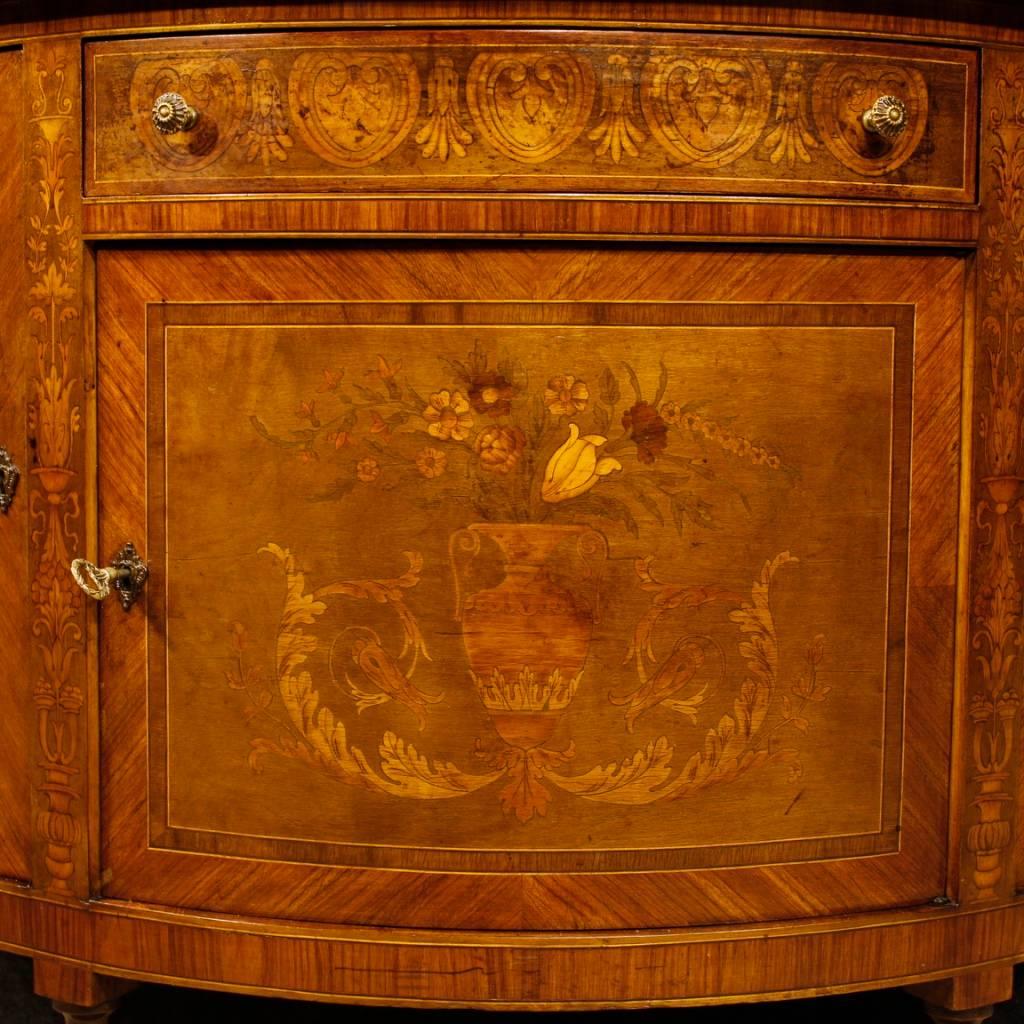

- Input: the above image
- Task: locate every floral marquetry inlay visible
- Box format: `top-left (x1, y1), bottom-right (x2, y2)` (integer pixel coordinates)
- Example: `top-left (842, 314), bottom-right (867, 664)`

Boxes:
top-left (26, 41), bottom-right (87, 897)
top-left (966, 57), bottom-right (1024, 904)
top-left (242, 355), bottom-right (821, 825)
top-left (141, 296), bottom-right (912, 863)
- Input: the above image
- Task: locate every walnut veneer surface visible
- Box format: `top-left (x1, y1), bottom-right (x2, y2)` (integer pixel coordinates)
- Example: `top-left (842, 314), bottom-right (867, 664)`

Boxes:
top-left (1, 2), bottom-right (1024, 1023)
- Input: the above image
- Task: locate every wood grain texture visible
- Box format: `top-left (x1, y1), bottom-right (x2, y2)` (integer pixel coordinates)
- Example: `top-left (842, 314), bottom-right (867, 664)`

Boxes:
top-left (1, 1), bottom-right (1024, 47)
top-left (0, 881), bottom-right (1022, 1008)
top-left (81, 195), bottom-right (981, 244)
top-left (85, 30), bottom-right (976, 203)
top-left (0, 46), bottom-right (30, 884)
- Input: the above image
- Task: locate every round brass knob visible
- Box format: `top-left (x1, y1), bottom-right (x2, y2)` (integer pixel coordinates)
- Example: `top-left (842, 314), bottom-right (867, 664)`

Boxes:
top-left (151, 92), bottom-right (199, 134)
top-left (70, 542), bottom-right (149, 611)
top-left (862, 95), bottom-right (908, 140)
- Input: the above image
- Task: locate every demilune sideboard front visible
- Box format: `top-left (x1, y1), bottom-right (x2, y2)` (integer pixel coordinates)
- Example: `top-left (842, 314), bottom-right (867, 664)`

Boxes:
top-left (0, 2), bottom-right (1021, 1022)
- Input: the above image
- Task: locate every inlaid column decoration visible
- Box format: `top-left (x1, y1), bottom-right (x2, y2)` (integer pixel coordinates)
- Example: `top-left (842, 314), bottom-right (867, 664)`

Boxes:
top-left (967, 55), bottom-right (1024, 904)
top-left (24, 39), bottom-right (89, 898)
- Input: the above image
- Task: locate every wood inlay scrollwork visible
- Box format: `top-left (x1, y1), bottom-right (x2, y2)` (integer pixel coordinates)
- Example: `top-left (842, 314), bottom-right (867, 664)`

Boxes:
top-left (26, 41), bottom-right (87, 897)
top-left (811, 61), bottom-right (927, 176)
top-left (640, 54), bottom-right (771, 167)
top-left (466, 51), bottom-right (596, 163)
top-left (129, 57), bottom-right (247, 171)
top-left (966, 57), bottom-right (1024, 904)
top-left (289, 51), bottom-right (420, 167)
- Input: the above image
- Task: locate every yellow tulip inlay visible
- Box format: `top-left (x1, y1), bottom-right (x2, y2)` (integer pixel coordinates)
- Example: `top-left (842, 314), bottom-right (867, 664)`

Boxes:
top-left (541, 424), bottom-right (623, 504)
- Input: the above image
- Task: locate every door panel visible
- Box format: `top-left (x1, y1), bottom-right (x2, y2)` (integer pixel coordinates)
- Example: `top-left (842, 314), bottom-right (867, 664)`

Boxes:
top-left (98, 246), bottom-right (962, 929)
top-left (0, 48), bottom-right (31, 883)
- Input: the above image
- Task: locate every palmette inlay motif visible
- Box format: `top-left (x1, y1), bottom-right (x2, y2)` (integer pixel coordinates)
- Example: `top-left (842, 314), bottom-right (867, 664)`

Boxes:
top-left (417, 57), bottom-right (472, 161)
top-left (238, 346), bottom-right (830, 824)
top-left (762, 60), bottom-right (819, 167)
top-left (27, 48), bottom-right (85, 895)
top-left (243, 60), bottom-right (293, 168)
top-left (588, 54), bottom-right (645, 164)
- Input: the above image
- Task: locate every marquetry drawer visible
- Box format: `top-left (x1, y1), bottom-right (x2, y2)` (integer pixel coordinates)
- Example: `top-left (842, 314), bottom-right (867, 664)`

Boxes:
top-left (85, 30), bottom-right (977, 203)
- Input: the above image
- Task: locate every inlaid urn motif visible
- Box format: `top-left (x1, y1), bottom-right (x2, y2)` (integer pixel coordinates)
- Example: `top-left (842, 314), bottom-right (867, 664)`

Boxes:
top-left (455, 523), bottom-right (605, 751)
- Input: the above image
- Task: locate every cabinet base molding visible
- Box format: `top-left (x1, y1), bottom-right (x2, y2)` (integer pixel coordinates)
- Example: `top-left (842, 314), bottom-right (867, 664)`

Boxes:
top-left (0, 887), bottom-right (1020, 1010)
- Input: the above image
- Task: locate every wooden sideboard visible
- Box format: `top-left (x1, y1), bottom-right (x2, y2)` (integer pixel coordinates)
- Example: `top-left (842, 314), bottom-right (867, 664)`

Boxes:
top-left (0, 2), bottom-right (1023, 1022)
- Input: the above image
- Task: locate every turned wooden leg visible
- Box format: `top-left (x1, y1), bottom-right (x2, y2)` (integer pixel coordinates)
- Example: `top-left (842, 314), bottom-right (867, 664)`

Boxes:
top-left (907, 965), bottom-right (1013, 1024)
top-left (920, 1007), bottom-right (995, 1024)
top-left (52, 1001), bottom-right (121, 1024)
top-left (33, 960), bottom-right (135, 1024)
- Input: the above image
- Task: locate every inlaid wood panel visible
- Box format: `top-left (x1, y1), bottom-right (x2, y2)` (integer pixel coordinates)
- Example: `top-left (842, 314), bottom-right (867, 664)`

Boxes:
top-left (23, 37), bottom-right (91, 900)
top-left (97, 245), bottom-right (963, 930)
top-left (149, 301), bottom-right (906, 866)
top-left (0, 46), bottom-right (30, 884)
top-left (970, 53), bottom-right (1024, 906)
top-left (86, 30), bottom-right (976, 202)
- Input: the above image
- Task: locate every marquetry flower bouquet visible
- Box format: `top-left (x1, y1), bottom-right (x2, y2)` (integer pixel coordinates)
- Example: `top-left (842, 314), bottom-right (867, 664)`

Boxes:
top-left (252, 341), bottom-right (783, 537)
top-left (241, 342), bottom-right (829, 824)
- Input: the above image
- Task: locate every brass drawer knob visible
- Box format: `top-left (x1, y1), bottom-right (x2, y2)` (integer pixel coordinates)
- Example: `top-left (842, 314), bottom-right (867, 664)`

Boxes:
top-left (0, 446), bottom-right (19, 514)
top-left (862, 95), bottom-right (909, 140)
top-left (152, 92), bottom-right (199, 134)
top-left (70, 541), bottom-right (149, 611)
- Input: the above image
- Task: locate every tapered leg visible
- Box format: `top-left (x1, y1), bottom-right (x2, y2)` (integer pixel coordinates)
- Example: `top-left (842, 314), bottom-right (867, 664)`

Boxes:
top-left (52, 1002), bottom-right (120, 1024)
top-left (907, 965), bottom-right (1013, 1024)
top-left (33, 960), bottom-right (134, 1024)
top-left (921, 1006), bottom-right (995, 1024)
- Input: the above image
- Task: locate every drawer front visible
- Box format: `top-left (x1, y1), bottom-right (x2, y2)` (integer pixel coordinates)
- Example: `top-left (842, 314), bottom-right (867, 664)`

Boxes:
top-left (87, 30), bottom-right (976, 202)
top-left (97, 244), bottom-right (961, 929)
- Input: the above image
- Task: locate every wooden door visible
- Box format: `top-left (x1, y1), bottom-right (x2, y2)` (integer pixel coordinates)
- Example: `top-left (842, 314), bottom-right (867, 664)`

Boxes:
top-left (0, 47), bottom-right (31, 884)
top-left (97, 244), bottom-right (963, 930)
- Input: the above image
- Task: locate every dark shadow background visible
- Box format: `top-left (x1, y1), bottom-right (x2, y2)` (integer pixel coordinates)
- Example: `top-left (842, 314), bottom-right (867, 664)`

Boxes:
top-left (2, 952), bottom-right (1024, 1023)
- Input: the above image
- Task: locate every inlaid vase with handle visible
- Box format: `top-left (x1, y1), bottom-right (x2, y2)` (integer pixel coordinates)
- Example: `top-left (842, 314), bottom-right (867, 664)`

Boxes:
top-left (450, 522), bottom-right (607, 750)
